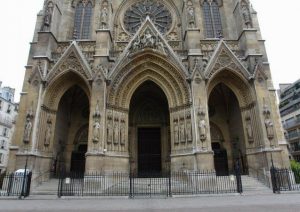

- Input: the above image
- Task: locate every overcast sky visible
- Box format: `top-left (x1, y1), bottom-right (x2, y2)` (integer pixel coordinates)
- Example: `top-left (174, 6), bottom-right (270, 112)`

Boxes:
top-left (0, 0), bottom-right (299, 102)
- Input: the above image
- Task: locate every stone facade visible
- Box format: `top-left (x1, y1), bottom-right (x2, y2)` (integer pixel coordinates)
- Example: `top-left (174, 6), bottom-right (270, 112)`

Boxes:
top-left (8, 0), bottom-right (290, 183)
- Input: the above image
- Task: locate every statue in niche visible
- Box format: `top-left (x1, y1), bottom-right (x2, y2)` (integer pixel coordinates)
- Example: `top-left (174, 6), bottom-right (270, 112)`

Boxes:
top-left (100, 6), bottom-right (108, 29)
top-left (107, 115), bottom-right (113, 144)
top-left (173, 119), bottom-right (179, 144)
top-left (198, 119), bottom-right (207, 141)
top-left (42, 4), bottom-right (53, 31)
top-left (120, 119), bottom-right (126, 145)
top-left (187, 7), bottom-right (196, 28)
top-left (263, 99), bottom-right (275, 140)
top-left (24, 117), bottom-right (33, 144)
top-left (241, 4), bottom-right (252, 28)
top-left (179, 118), bottom-right (186, 143)
top-left (93, 119), bottom-right (101, 143)
top-left (264, 118), bottom-right (274, 140)
top-left (245, 113), bottom-right (253, 142)
top-left (186, 120), bottom-right (192, 142)
top-left (44, 116), bottom-right (52, 147)
top-left (113, 122), bottom-right (119, 145)
top-left (197, 107), bottom-right (207, 142)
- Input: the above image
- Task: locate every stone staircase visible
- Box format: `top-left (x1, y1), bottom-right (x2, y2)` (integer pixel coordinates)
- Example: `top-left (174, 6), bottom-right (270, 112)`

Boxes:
top-left (31, 179), bottom-right (59, 195)
top-left (241, 175), bottom-right (272, 195)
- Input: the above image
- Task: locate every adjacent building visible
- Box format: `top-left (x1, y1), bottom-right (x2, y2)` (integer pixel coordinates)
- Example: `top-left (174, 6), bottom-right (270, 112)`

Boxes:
top-left (7, 0), bottom-right (290, 184)
top-left (0, 81), bottom-right (18, 174)
top-left (278, 79), bottom-right (300, 162)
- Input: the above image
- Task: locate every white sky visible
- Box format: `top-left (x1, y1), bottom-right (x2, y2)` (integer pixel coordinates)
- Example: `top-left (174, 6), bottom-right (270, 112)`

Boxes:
top-left (0, 0), bottom-right (299, 102)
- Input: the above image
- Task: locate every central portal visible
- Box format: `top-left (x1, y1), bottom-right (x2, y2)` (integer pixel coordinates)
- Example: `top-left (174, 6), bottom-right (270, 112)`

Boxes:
top-left (129, 81), bottom-right (170, 175)
top-left (138, 128), bottom-right (162, 175)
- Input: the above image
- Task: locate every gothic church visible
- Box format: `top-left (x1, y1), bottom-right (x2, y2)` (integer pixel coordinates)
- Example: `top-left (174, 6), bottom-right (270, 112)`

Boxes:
top-left (8, 0), bottom-right (290, 182)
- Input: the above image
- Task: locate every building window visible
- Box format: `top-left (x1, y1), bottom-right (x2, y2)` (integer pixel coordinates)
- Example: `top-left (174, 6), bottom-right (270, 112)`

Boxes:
top-left (6, 104), bottom-right (11, 114)
top-left (0, 153), bottom-right (3, 164)
top-left (0, 100), bottom-right (2, 110)
top-left (0, 140), bottom-right (4, 149)
top-left (74, 0), bottom-right (93, 39)
top-left (2, 128), bottom-right (8, 137)
top-left (202, 0), bottom-right (223, 38)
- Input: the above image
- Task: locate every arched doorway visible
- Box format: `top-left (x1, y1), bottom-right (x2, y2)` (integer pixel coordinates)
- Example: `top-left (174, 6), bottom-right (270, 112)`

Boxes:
top-left (209, 83), bottom-right (248, 175)
top-left (53, 85), bottom-right (90, 174)
top-left (129, 81), bottom-right (170, 175)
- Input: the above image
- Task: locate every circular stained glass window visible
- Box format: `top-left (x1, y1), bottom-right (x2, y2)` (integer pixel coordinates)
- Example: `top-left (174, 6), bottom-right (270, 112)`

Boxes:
top-left (124, 0), bottom-right (172, 34)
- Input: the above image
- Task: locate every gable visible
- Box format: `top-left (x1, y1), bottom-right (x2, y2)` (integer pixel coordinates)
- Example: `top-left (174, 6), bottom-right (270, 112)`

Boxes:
top-left (109, 17), bottom-right (188, 79)
top-left (204, 40), bottom-right (252, 80)
top-left (46, 41), bottom-right (93, 84)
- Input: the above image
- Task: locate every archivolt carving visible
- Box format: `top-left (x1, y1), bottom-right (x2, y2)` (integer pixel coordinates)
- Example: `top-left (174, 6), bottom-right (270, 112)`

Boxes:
top-left (43, 72), bottom-right (91, 110)
top-left (207, 70), bottom-right (255, 108)
top-left (108, 53), bottom-right (190, 108)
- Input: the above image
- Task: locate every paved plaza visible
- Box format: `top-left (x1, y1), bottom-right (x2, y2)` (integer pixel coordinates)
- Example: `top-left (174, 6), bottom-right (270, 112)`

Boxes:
top-left (1, 193), bottom-right (300, 212)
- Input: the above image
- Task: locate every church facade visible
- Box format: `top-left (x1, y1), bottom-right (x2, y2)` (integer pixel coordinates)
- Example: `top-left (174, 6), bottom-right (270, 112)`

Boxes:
top-left (8, 0), bottom-right (290, 181)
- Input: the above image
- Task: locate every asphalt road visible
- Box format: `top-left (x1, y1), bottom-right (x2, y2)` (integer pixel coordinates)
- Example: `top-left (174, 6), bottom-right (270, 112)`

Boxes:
top-left (1, 193), bottom-right (300, 212)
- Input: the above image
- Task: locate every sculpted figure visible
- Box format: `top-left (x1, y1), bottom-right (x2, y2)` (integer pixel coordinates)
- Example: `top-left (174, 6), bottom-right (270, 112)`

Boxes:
top-left (100, 7), bottom-right (108, 29)
top-left (44, 117), bottom-right (52, 146)
top-left (187, 7), bottom-right (196, 28)
top-left (186, 120), bottom-right (192, 142)
top-left (174, 120), bottom-right (179, 144)
top-left (265, 118), bottom-right (274, 139)
top-left (24, 117), bottom-right (32, 144)
top-left (142, 30), bottom-right (155, 47)
top-left (107, 117), bottom-right (113, 144)
top-left (179, 120), bottom-right (186, 143)
top-left (198, 119), bottom-right (207, 141)
top-left (120, 121), bottom-right (126, 145)
top-left (93, 120), bottom-right (101, 143)
top-left (242, 5), bottom-right (252, 28)
top-left (113, 123), bottom-right (119, 144)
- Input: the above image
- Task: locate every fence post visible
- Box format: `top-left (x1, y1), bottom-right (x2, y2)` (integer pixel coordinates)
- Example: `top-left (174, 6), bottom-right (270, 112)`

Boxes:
top-left (25, 172), bottom-right (32, 197)
top-left (129, 172), bottom-right (133, 199)
top-left (168, 172), bottom-right (172, 197)
top-left (270, 166), bottom-right (279, 193)
top-left (235, 160), bottom-right (243, 193)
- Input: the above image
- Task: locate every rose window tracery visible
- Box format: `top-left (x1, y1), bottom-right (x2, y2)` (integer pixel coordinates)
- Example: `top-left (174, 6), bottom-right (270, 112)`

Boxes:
top-left (124, 0), bottom-right (172, 34)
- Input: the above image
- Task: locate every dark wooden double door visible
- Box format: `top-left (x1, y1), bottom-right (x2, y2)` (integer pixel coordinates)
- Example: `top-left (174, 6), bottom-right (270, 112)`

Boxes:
top-left (138, 128), bottom-right (162, 175)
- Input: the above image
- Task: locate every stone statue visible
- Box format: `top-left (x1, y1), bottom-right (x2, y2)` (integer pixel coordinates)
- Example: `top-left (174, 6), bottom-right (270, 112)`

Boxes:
top-left (92, 120), bottom-right (101, 143)
top-left (174, 119), bottom-right (179, 144)
top-left (156, 36), bottom-right (167, 54)
top-left (186, 120), bottom-right (192, 142)
top-left (142, 29), bottom-right (155, 48)
top-left (24, 117), bottom-right (32, 144)
top-left (107, 117), bottom-right (113, 144)
top-left (241, 4), bottom-right (252, 28)
top-left (244, 114), bottom-right (253, 142)
top-left (265, 118), bottom-right (274, 140)
top-left (113, 122), bottom-right (119, 144)
top-left (120, 121), bottom-right (126, 145)
top-left (187, 7), bottom-right (196, 28)
top-left (198, 119), bottom-right (207, 141)
top-left (42, 4), bottom-right (52, 31)
top-left (179, 120), bottom-right (186, 143)
top-left (100, 7), bottom-right (108, 29)
top-left (44, 117), bottom-right (52, 147)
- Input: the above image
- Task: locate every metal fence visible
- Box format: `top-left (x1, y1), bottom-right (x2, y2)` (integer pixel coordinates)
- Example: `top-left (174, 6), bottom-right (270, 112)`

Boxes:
top-left (0, 172), bottom-right (32, 197)
top-left (270, 167), bottom-right (300, 193)
top-left (58, 170), bottom-right (242, 198)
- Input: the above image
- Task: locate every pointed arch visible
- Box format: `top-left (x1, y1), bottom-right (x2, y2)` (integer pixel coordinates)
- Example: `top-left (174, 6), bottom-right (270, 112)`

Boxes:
top-left (108, 51), bottom-right (190, 109)
top-left (43, 71), bottom-right (91, 110)
top-left (73, 0), bottom-right (93, 39)
top-left (207, 69), bottom-right (255, 108)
